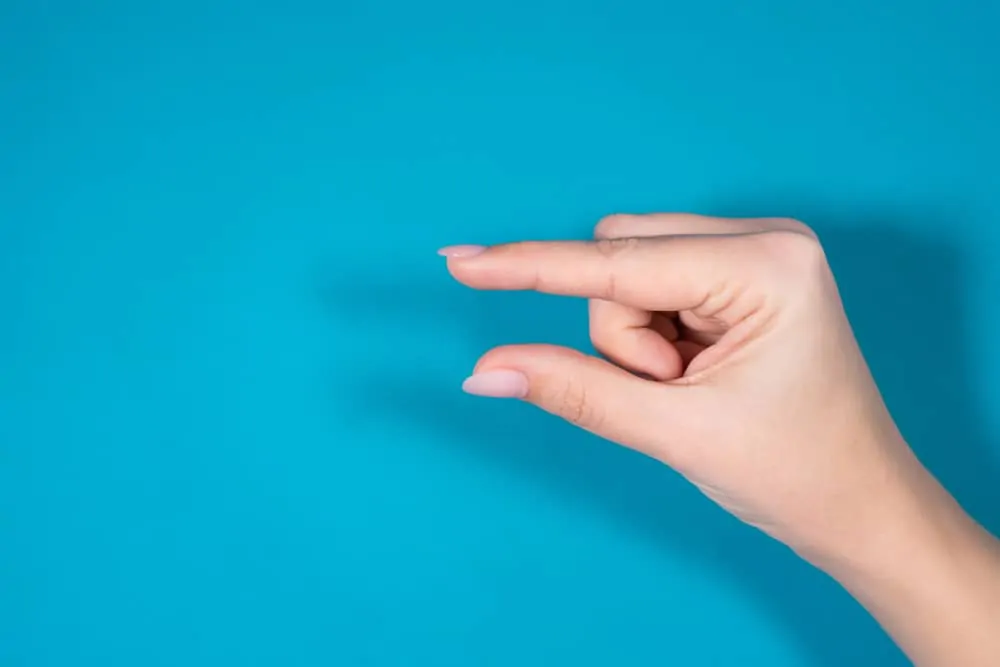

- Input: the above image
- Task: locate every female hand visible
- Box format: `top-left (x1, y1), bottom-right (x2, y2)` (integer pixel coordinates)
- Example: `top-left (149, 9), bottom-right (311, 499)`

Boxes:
top-left (439, 213), bottom-right (1000, 666)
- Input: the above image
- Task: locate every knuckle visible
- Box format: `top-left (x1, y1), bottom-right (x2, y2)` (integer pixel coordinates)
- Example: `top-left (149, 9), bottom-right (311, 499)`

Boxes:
top-left (594, 214), bottom-right (636, 239)
top-left (592, 237), bottom-right (640, 301)
top-left (594, 235), bottom-right (640, 258)
top-left (781, 217), bottom-right (818, 239)
top-left (588, 319), bottom-right (612, 350)
top-left (761, 216), bottom-right (820, 240)
top-left (554, 380), bottom-right (603, 430)
top-left (757, 230), bottom-right (828, 275)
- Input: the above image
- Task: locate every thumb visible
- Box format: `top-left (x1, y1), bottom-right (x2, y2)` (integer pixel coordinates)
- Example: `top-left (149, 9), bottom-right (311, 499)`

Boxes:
top-left (463, 344), bottom-right (680, 460)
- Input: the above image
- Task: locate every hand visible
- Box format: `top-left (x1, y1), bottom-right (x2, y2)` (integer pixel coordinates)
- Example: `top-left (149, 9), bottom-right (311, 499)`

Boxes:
top-left (440, 213), bottom-right (913, 557)
top-left (439, 213), bottom-right (1000, 666)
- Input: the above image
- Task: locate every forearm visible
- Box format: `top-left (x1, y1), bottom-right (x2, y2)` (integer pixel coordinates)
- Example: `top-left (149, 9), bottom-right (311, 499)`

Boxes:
top-left (812, 454), bottom-right (1000, 666)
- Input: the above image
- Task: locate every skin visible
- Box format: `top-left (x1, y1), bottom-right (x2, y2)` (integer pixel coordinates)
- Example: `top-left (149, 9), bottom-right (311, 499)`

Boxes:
top-left (438, 213), bottom-right (1000, 666)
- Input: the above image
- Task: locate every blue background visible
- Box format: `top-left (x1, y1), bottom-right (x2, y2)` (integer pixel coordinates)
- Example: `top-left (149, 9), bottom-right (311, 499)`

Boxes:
top-left (2, 1), bottom-right (999, 665)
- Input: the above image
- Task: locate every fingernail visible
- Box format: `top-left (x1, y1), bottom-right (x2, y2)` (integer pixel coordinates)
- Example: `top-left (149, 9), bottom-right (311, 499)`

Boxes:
top-left (462, 370), bottom-right (529, 398)
top-left (437, 245), bottom-right (487, 258)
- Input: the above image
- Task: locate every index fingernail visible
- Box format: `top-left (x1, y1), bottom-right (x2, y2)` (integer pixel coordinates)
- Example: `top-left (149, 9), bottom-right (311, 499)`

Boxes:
top-left (438, 245), bottom-right (487, 258)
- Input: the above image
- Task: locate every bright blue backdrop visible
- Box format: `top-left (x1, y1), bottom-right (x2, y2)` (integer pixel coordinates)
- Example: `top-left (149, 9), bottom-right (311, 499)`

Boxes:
top-left (2, 1), bottom-right (999, 665)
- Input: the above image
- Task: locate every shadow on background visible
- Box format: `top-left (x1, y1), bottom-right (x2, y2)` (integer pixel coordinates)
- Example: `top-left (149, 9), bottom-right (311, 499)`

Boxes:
top-left (324, 209), bottom-right (998, 667)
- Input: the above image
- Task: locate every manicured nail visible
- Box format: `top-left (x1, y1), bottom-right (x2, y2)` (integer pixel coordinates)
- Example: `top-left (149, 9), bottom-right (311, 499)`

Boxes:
top-left (462, 370), bottom-right (529, 398)
top-left (437, 245), bottom-right (487, 258)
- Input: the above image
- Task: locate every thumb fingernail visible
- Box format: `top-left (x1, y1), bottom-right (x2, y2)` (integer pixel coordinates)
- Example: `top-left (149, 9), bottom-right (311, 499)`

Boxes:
top-left (438, 245), bottom-right (487, 258)
top-left (462, 370), bottom-right (529, 398)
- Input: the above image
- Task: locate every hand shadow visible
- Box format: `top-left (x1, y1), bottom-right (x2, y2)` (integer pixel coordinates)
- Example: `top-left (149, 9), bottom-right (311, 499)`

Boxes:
top-left (323, 213), bottom-right (997, 667)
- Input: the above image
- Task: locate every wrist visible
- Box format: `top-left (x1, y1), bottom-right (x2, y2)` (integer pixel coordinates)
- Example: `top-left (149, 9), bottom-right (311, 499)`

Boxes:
top-left (806, 446), bottom-right (1000, 665)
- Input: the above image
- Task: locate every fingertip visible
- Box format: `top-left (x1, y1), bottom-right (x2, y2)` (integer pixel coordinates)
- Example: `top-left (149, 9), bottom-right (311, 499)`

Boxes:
top-left (439, 246), bottom-right (509, 290)
top-left (610, 328), bottom-right (686, 382)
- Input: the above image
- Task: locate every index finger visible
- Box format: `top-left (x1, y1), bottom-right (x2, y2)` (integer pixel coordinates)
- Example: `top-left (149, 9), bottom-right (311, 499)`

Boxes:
top-left (439, 236), bottom-right (741, 312)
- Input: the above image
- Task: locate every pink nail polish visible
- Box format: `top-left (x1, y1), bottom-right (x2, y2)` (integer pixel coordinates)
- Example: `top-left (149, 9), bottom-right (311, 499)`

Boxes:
top-left (462, 370), bottom-right (529, 399)
top-left (437, 245), bottom-right (487, 258)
